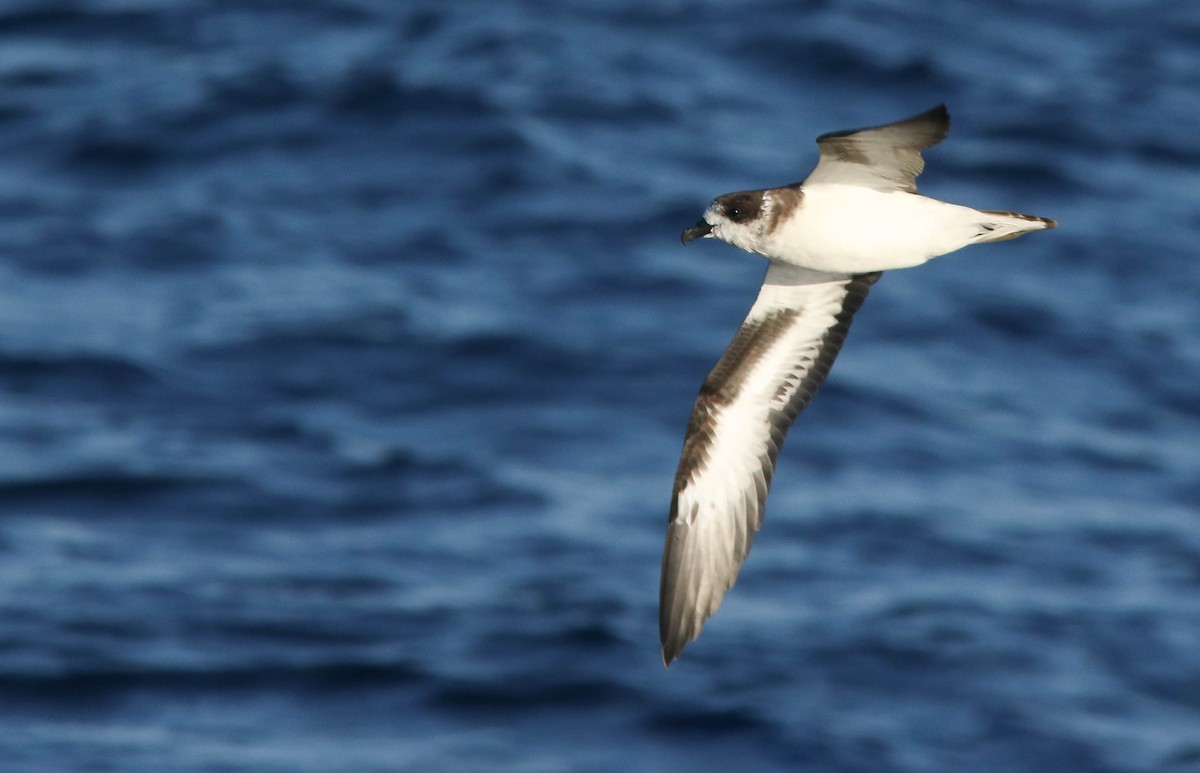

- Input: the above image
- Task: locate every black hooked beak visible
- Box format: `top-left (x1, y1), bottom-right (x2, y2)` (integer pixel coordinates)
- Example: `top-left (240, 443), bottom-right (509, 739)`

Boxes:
top-left (680, 219), bottom-right (712, 245)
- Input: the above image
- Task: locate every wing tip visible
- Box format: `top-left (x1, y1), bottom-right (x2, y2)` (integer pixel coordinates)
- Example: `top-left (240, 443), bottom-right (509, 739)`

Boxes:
top-left (910, 103), bottom-right (950, 142)
top-left (659, 573), bottom-right (695, 667)
top-left (660, 619), bottom-right (693, 667)
top-left (813, 103), bottom-right (952, 152)
top-left (659, 614), bottom-right (683, 667)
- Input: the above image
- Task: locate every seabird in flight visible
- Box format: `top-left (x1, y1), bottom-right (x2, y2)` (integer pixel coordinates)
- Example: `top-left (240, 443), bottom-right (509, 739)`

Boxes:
top-left (661, 104), bottom-right (1055, 666)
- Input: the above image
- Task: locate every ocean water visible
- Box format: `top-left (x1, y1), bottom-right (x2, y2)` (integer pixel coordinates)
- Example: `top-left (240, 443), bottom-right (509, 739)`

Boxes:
top-left (0, 1), bottom-right (1198, 771)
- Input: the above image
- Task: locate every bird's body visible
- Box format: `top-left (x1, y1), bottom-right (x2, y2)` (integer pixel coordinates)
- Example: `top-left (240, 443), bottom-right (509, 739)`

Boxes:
top-left (661, 104), bottom-right (1055, 666)
top-left (764, 185), bottom-right (1046, 272)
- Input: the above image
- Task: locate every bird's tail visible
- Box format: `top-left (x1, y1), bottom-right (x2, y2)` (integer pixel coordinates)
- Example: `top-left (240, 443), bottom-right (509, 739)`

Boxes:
top-left (971, 210), bottom-right (1057, 243)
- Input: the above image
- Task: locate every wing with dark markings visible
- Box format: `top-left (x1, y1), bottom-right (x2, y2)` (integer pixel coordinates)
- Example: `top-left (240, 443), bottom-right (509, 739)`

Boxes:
top-left (660, 264), bottom-right (882, 665)
top-left (803, 104), bottom-right (949, 193)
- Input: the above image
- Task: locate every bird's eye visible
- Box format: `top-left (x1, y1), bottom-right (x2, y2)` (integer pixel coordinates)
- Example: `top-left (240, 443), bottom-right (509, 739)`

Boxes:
top-left (721, 197), bottom-right (756, 223)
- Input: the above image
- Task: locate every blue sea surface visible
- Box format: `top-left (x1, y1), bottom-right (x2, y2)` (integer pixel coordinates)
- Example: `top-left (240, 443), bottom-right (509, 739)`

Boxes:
top-left (0, 1), bottom-right (1198, 771)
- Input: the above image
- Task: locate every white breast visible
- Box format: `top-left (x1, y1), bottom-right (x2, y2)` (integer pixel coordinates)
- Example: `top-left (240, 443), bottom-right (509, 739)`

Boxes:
top-left (766, 185), bottom-right (983, 273)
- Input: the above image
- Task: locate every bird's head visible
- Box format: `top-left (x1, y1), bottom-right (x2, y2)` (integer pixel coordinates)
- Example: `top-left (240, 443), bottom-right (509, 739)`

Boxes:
top-left (681, 189), bottom-right (774, 254)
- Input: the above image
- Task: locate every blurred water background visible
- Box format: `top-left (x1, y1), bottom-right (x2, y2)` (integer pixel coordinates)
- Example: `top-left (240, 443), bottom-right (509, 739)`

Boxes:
top-left (0, 1), bottom-right (1198, 771)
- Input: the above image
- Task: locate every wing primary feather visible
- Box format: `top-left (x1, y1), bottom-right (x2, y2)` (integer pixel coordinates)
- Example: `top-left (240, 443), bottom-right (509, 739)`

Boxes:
top-left (806, 104), bottom-right (950, 192)
top-left (815, 104), bottom-right (948, 145)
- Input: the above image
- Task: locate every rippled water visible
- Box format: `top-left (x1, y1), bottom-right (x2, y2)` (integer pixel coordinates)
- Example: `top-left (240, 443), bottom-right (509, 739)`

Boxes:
top-left (0, 1), bottom-right (1198, 771)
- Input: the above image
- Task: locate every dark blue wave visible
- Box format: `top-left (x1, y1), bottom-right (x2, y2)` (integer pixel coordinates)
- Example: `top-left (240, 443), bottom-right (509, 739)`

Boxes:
top-left (0, 1), bottom-right (1195, 772)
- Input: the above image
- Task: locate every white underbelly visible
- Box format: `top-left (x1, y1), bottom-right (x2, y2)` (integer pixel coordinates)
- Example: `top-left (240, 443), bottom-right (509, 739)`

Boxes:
top-left (767, 186), bottom-right (978, 273)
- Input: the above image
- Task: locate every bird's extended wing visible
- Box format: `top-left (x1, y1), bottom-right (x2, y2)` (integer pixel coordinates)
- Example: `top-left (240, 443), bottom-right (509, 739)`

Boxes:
top-left (660, 264), bottom-right (882, 665)
top-left (802, 104), bottom-right (949, 193)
